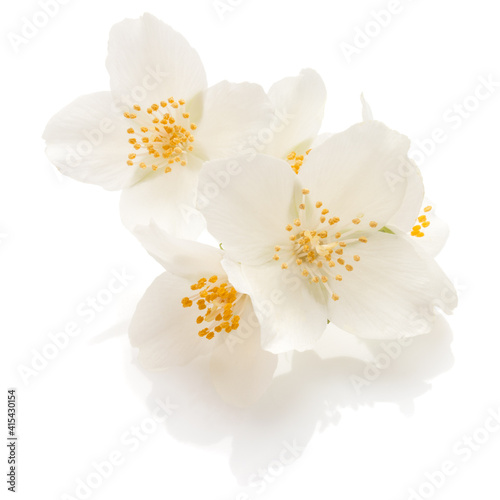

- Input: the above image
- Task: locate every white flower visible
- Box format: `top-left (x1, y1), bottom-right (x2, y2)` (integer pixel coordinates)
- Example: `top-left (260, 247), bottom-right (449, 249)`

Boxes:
top-left (43, 13), bottom-right (272, 239)
top-left (129, 224), bottom-right (277, 407)
top-left (198, 120), bottom-right (457, 353)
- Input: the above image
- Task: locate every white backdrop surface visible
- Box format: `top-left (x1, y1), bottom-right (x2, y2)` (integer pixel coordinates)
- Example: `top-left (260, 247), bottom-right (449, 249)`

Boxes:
top-left (2, 1), bottom-right (499, 499)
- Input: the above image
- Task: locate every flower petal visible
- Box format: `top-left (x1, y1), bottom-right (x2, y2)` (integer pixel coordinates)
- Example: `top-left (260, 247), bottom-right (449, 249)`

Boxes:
top-left (194, 81), bottom-right (274, 160)
top-left (120, 159), bottom-right (205, 239)
top-left (133, 222), bottom-right (224, 276)
top-left (299, 121), bottom-right (412, 227)
top-left (129, 272), bottom-right (220, 369)
top-left (264, 69), bottom-right (327, 158)
top-left (326, 230), bottom-right (457, 339)
top-left (209, 313), bottom-right (278, 407)
top-left (358, 99), bottom-right (423, 231)
top-left (107, 13), bottom-right (207, 107)
top-left (386, 162), bottom-right (424, 232)
top-left (198, 154), bottom-right (302, 265)
top-left (310, 132), bottom-right (333, 148)
top-left (43, 92), bottom-right (143, 190)
top-left (360, 93), bottom-right (374, 122)
top-left (225, 259), bottom-right (329, 353)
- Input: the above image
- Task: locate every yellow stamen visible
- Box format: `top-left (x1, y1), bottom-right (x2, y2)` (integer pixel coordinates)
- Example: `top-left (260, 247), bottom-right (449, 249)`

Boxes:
top-left (412, 206), bottom-right (432, 238)
top-left (183, 276), bottom-right (241, 339)
top-left (287, 149), bottom-right (311, 174)
top-left (124, 98), bottom-right (196, 173)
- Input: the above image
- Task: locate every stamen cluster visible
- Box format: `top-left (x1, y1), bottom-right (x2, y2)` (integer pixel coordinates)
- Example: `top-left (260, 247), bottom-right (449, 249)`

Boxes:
top-left (181, 275), bottom-right (241, 340)
top-left (275, 188), bottom-right (376, 302)
top-left (125, 98), bottom-right (197, 173)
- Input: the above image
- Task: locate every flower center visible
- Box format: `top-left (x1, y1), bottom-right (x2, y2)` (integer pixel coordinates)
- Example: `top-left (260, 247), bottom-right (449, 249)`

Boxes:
top-left (411, 205), bottom-right (432, 237)
top-left (274, 188), bottom-right (377, 301)
top-left (181, 275), bottom-right (241, 340)
top-left (287, 149), bottom-right (311, 174)
top-left (124, 98), bottom-right (197, 173)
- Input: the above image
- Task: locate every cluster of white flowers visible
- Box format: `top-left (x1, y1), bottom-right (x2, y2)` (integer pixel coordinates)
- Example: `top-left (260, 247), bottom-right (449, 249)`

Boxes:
top-left (44, 13), bottom-right (456, 407)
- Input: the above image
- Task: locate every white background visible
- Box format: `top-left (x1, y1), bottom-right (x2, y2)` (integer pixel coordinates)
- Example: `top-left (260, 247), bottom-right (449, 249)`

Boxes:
top-left (2, 0), bottom-right (499, 499)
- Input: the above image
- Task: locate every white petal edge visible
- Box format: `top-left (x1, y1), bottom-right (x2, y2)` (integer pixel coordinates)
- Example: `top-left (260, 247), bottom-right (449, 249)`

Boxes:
top-left (133, 222), bottom-right (224, 277)
top-left (194, 81), bottom-right (274, 160)
top-left (360, 93), bottom-right (374, 122)
top-left (43, 92), bottom-right (144, 190)
top-left (299, 121), bottom-right (413, 227)
top-left (386, 159), bottom-right (425, 232)
top-left (129, 272), bottom-right (220, 369)
top-left (107, 13), bottom-right (207, 108)
top-left (264, 68), bottom-right (327, 159)
top-left (209, 311), bottom-right (278, 407)
top-left (327, 230), bottom-right (457, 340)
top-left (358, 99), bottom-right (424, 232)
top-left (228, 260), bottom-right (329, 353)
top-left (120, 160), bottom-right (205, 240)
top-left (198, 154), bottom-right (302, 266)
